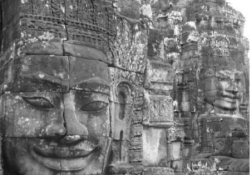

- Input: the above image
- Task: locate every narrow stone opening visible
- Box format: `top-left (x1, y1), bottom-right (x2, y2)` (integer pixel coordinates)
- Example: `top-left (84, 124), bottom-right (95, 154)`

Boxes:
top-left (118, 92), bottom-right (126, 120)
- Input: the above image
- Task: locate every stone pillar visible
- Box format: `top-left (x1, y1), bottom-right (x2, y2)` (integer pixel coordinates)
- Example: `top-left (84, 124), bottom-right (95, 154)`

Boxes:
top-left (183, 0), bottom-right (250, 175)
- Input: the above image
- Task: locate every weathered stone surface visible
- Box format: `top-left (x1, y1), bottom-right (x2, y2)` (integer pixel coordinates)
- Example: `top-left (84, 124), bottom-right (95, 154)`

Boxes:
top-left (145, 60), bottom-right (174, 91)
top-left (17, 39), bottom-right (64, 56)
top-left (109, 67), bottom-right (144, 87)
top-left (143, 127), bottom-right (168, 166)
top-left (232, 140), bottom-right (249, 158)
top-left (12, 55), bottom-right (70, 93)
top-left (1, 0), bottom-right (21, 52)
top-left (144, 167), bottom-right (174, 175)
top-left (144, 94), bottom-right (173, 125)
top-left (69, 57), bottom-right (110, 94)
top-left (110, 81), bottom-right (133, 141)
top-left (198, 114), bottom-right (249, 156)
top-left (214, 156), bottom-right (249, 172)
top-left (129, 149), bottom-right (143, 164)
top-left (64, 41), bottom-right (111, 64)
top-left (111, 19), bottom-right (148, 73)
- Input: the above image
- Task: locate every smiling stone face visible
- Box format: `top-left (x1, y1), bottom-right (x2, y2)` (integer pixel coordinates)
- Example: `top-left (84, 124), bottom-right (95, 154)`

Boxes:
top-left (1, 49), bottom-right (112, 175)
top-left (203, 69), bottom-right (244, 111)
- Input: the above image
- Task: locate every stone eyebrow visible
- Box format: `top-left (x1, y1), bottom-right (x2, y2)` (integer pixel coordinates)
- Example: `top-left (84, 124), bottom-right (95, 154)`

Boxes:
top-left (21, 72), bottom-right (70, 87)
top-left (70, 77), bottom-right (110, 86)
top-left (70, 78), bottom-right (110, 95)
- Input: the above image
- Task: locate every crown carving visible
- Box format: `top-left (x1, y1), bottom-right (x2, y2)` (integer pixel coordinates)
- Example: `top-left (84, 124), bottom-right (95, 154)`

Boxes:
top-left (20, 0), bottom-right (116, 52)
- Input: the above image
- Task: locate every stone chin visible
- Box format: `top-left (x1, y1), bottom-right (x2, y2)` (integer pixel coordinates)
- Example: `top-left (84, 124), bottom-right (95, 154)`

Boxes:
top-left (205, 90), bottom-right (242, 111)
top-left (214, 98), bottom-right (240, 110)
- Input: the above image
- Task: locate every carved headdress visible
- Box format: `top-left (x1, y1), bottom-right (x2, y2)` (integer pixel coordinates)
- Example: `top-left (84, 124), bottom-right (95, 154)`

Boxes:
top-left (0, 0), bottom-right (116, 55)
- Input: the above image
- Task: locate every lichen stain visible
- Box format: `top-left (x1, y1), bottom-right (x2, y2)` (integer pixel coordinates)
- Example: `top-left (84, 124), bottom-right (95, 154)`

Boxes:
top-left (140, 4), bottom-right (153, 19)
top-left (38, 32), bottom-right (54, 41)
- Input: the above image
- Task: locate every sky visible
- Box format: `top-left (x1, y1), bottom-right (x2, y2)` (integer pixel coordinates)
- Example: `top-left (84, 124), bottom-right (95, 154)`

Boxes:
top-left (226, 0), bottom-right (250, 57)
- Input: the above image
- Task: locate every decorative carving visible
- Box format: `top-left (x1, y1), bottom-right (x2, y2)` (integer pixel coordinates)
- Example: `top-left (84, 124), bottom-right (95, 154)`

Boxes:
top-left (144, 60), bottom-right (174, 92)
top-left (109, 67), bottom-right (144, 87)
top-left (144, 94), bottom-right (173, 125)
top-left (109, 18), bottom-right (148, 73)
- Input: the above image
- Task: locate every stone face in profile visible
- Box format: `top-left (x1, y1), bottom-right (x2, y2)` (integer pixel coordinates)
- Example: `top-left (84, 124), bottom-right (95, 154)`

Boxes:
top-left (1, 51), bottom-right (112, 175)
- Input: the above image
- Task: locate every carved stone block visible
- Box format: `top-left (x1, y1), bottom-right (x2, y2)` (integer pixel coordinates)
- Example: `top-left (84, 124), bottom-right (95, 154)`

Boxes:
top-left (232, 140), bottom-right (249, 158)
top-left (143, 127), bottom-right (168, 166)
top-left (131, 124), bottom-right (143, 138)
top-left (132, 111), bottom-right (143, 124)
top-left (130, 136), bottom-right (143, 150)
top-left (144, 167), bottom-right (174, 175)
top-left (144, 94), bottom-right (173, 125)
top-left (64, 41), bottom-right (111, 64)
top-left (129, 149), bottom-right (143, 163)
top-left (212, 137), bottom-right (232, 155)
top-left (148, 29), bottom-right (172, 63)
top-left (214, 156), bottom-right (249, 173)
top-left (12, 55), bottom-right (70, 93)
top-left (16, 39), bottom-right (64, 56)
top-left (1, 0), bottom-right (22, 51)
top-left (112, 20), bottom-right (147, 73)
top-left (69, 57), bottom-right (110, 94)
top-left (109, 67), bottom-right (144, 87)
top-left (198, 115), bottom-right (249, 156)
top-left (145, 60), bottom-right (174, 91)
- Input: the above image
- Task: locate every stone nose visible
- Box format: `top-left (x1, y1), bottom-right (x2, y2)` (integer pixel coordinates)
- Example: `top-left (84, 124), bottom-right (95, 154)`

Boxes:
top-left (45, 92), bottom-right (88, 140)
top-left (227, 81), bottom-right (239, 94)
top-left (45, 118), bottom-right (67, 138)
top-left (63, 92), bottom-right (89, 137)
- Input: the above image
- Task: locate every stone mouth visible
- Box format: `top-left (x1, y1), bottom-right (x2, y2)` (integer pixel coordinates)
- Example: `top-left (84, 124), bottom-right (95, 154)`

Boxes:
top-left (31, 141), bottom-right (98, 171)
top-left (220, 97), bottom-right (238, 103)
top-left (219, 90), bottom-right (241, 100)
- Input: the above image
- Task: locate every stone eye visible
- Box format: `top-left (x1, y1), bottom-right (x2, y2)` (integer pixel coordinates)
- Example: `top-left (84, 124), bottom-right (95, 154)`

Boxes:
top-left (80, 101), bottom-right (108, 112)
top-left (22, 97), bottom-right (54, 109)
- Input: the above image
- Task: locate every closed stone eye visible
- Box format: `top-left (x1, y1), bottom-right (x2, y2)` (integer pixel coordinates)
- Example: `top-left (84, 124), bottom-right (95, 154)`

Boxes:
top-left (22, 96), bottom-right (54, 109)
top-left (80, 101), bottom-right (108, 112)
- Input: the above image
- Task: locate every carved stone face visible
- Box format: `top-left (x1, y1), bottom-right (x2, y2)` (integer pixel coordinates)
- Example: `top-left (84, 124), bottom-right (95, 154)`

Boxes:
top-left (203, 69), bottom-right (244, 111)
top-left (2, 49), bottom-right (111, 175)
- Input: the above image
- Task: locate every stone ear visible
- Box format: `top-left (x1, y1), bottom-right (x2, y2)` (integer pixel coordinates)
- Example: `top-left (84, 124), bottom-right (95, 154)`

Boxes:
top-left (112, 82), bottom-right (133, 141)
top-left (110, 81), bottom-right (133, 163)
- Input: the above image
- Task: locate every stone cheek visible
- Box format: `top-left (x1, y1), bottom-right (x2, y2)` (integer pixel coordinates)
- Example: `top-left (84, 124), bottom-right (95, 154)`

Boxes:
top-left (2, 93), bottom-right (63, 137)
